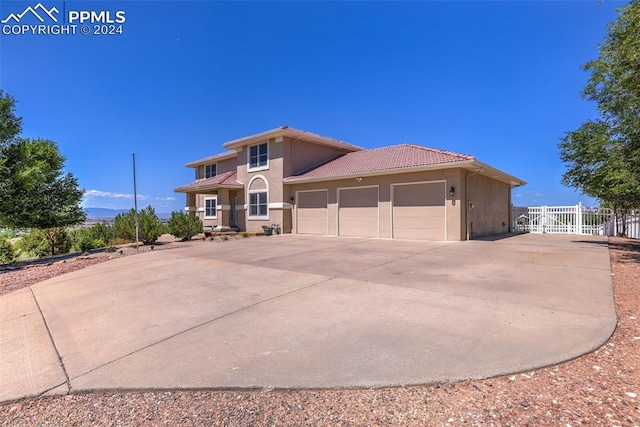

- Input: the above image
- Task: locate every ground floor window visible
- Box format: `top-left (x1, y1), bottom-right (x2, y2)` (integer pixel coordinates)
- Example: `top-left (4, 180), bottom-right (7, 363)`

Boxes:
top-left (205, 197), bottom-right (217, 218)
top-left (249, 191), bottom-right (268, 218)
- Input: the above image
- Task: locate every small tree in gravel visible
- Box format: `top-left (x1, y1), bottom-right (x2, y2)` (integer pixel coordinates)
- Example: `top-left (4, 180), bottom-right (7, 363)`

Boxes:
top-left (0, 235), bottom-right (15, 263)
top-left (113, 206), bottom-right (162, 245)
top-left (167, 211), bottom-right (203, 241)
top-left (69, 223), bottom-right (115, 253)
top-left (18, 228), bottom-right (70, 258)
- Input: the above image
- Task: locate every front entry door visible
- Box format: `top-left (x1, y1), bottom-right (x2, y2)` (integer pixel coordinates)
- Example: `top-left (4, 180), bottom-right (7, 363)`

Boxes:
top-left (229, 196), bottom-right (237, 227)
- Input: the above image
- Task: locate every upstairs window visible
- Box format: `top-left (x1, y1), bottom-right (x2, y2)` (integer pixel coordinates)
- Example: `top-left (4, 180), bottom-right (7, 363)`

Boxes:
top-left (249, 142), bottom-right (268, 170)
top-left (205, 164), bottom-right (217, 178)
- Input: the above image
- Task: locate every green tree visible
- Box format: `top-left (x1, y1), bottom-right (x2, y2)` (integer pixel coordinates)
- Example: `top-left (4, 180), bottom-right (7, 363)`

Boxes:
top-left (0, 90), bottom-right (21, 146)
top-left (18, 228), bottom-right (70, 258)
top-left (0, 138), bottom-right (86, 255)
top-left (559, 120), bottom-right (640, 208)
top-left (113, 205), bottom-right (163, 245)
top-left (167, 210), bottom-right (203, 241)
top-left (559, 0), bottom-right (640, 209)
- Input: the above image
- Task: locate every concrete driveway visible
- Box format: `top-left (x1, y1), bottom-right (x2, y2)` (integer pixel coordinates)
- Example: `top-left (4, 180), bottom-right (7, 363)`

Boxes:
top-left (0, 234), bottom-right (616, 402)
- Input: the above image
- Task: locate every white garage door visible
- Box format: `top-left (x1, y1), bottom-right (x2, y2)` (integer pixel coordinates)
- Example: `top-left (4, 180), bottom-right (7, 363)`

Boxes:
top-left (392, 182), bottom-right (446, 240)
top-left (338, 186), bottom-right (379, 237)
top-left (296, 190), bottom-right (328, 235)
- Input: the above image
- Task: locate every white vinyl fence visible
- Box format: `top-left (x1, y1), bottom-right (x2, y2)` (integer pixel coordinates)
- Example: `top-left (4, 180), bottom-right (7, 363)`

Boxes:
top-left (513, 204), bottom-right (640, 239)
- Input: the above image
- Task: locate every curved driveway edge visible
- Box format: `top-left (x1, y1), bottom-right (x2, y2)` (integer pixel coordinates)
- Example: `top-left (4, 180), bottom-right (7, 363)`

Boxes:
top-left (0, 234), bottom-right (616, 401)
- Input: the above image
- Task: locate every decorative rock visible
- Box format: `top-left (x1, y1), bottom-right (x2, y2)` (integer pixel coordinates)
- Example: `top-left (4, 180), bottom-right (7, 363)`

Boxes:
top-left (625, 392), bottom-right (636, 398)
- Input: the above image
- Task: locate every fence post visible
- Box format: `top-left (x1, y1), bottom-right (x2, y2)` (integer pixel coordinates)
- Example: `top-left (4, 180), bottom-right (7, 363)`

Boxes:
top-left (542, 205), bottom-right (547, 233)
top-left (577, 202), bottom-right (583, 235)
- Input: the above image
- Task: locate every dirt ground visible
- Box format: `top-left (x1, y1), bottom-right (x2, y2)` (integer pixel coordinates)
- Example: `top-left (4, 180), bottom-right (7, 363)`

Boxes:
top-left (0, 237), bottom-right (638, 426)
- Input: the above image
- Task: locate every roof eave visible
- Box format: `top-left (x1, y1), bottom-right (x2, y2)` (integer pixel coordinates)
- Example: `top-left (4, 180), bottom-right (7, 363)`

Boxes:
top-left (466, 161), bottom-right (527, 187)
top-left (223, 127), bottom-right (364, 152)
top-left (185, 152), bottom-right (237, 168)
top-left (174, 183), bottom-right (244, 193)
top-left (283, 160), bottom-right (476, 184)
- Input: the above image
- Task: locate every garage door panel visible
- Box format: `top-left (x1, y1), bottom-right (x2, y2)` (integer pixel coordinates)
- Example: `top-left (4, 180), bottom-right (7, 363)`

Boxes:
top-left (297, 191), bottom-right (327, 235)
top-left (393, 183), bottom-right (445, 240)
top-left (394, 184), bottom-right (444, 207)
top-left (339, 187), bottom-right (378, 238)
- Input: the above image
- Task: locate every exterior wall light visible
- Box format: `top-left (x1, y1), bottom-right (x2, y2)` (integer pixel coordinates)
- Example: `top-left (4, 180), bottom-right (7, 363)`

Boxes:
top-left (449, 186), bottom-right (455, 197)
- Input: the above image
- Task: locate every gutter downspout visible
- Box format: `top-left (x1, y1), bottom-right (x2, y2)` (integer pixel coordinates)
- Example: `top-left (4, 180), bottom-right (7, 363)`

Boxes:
top-left (465, 167), bottom-right (483, 240)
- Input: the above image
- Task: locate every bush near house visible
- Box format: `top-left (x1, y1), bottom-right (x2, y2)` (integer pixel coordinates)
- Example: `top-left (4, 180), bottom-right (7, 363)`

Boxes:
top-left (113, 205), bottom-right (163, 245)
top-left (167, 211), bottom-right (203, 241)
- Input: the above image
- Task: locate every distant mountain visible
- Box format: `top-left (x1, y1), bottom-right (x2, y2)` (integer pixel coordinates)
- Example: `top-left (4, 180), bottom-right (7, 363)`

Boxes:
top-left (85, 207), bottom-right (171, 219)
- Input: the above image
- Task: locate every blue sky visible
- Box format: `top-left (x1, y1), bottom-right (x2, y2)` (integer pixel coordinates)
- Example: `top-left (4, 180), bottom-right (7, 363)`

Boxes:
top-left (0, 0), bottom-right (624, 212)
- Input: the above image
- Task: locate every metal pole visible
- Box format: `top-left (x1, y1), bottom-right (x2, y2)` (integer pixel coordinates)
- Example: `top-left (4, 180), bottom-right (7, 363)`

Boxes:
top-left (132, 152), bottom-right (139, 251)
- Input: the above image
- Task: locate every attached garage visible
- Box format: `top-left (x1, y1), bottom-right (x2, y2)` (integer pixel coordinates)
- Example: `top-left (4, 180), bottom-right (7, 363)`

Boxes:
top-left (392, 181), bottom-right (446, 240)
top-left (338, 186), bottom-right (379, 237)
top-left (296, 190), bottom-right (328, 235)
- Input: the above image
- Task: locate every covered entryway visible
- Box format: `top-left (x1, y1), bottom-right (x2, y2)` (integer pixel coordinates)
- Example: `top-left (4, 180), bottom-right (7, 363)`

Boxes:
top-left (338, 186), bottom-right (379, 237)
top-left (296, 190), bottom-right (328, 235)
top-left (392, 181), bottom-right (446, 240)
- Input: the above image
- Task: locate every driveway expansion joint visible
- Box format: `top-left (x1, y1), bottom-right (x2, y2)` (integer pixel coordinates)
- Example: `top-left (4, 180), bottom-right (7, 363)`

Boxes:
top-left (71, 275), bottom-right (338, 381)
top-left (28, 287), bottom-right (72, 393)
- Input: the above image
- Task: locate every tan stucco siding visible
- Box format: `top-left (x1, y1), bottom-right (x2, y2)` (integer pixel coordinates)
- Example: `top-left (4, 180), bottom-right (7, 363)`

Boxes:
top-left (195, 157), bottom-right (237, 179)
top-left (466, 174), bottom-right (511, 238)
top-left (217, 158), bottom-right (237, 175)
top-left (284, 137), bottom-right (352, 178)
top-left (234, 138), bottom-right (291, 233)
top-left (288, 169), bottom-right (464, 240)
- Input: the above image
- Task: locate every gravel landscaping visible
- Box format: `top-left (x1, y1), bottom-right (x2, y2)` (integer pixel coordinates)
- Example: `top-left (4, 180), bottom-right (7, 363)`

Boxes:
top-left (0, 237), bottom-right (638, 426)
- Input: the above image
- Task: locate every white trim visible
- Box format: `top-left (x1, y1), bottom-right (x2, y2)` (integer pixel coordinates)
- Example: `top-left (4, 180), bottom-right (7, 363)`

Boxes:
top-left (390, 180), bottom-right (447, 241)
top-left (217, 204), bottom-right (231, 211)
top-left (247, 174), bottom-right (269, 192)
top-left (337, 185), bottom-right (380, 238)
top-left (204, 196), bottom-right (218, 219)
top-left (295, 189), bottom-right (329, 235)
top-left (268, 202), bottom-right (293, 209)
top-left (247, 175), bottom-right (269, 220)
top-left (247, 141), bottom-right (269, 172)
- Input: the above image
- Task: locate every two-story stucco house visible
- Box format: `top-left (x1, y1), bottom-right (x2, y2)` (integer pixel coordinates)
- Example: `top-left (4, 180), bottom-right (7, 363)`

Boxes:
top-left (175, 126), bottom-right (526, 240)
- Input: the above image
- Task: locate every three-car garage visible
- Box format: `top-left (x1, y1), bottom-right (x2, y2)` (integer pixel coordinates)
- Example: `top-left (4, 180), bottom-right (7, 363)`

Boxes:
top-left (294, 180), bottom-right (448, 240)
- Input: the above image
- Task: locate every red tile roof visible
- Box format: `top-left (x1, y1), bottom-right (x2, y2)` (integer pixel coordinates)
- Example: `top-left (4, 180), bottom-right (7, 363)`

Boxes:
top-left (285, 144), bottom-right (474, 180)
top-left (174, 170), bottom-right (242, 192)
